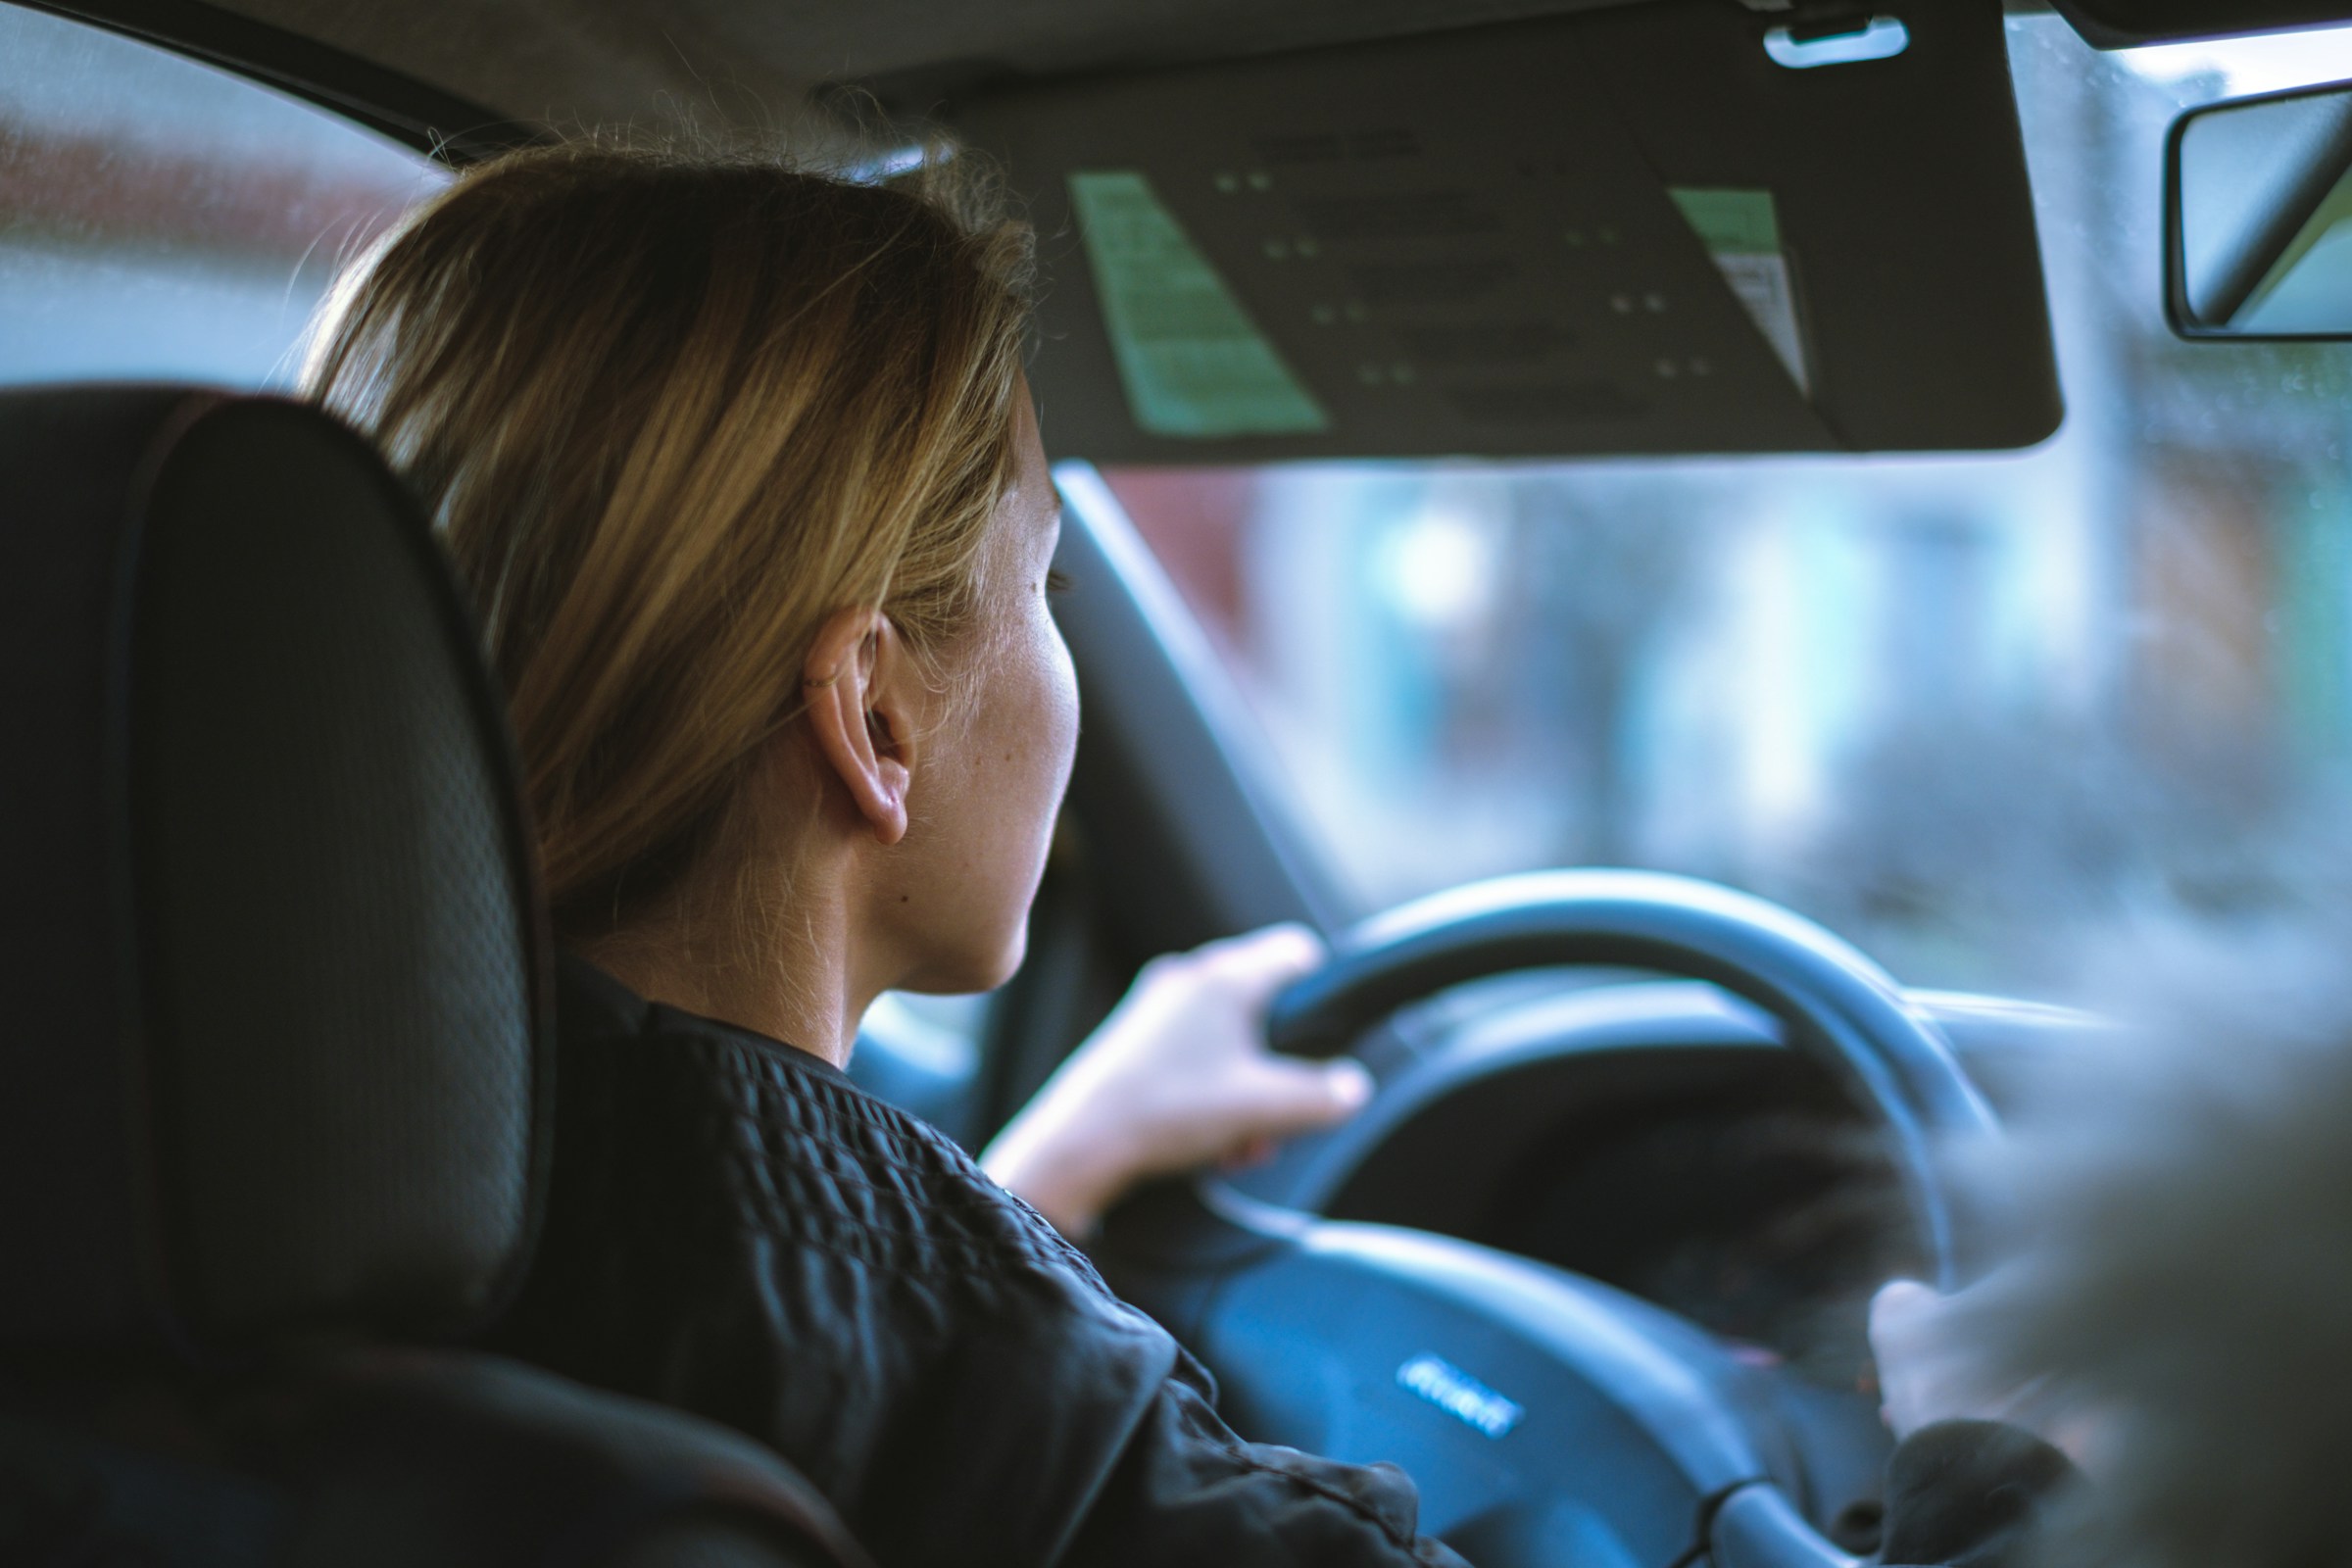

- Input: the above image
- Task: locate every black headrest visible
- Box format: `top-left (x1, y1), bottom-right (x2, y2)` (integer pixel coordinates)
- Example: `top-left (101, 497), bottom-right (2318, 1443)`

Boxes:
top-left (0, 386), bottom-right (550, 1358)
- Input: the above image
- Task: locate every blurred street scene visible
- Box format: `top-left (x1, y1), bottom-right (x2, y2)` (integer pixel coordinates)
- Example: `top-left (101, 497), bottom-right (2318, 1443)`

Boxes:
top-left (1110, 16), bottom-right (2352, 999)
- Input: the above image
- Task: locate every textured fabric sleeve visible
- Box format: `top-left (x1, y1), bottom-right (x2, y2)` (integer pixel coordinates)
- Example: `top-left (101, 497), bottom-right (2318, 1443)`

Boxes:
top-left (1878, 1419), bottom-right (2077, 1567)
top-left (1059, 1360), bottom-right (1471, 1568)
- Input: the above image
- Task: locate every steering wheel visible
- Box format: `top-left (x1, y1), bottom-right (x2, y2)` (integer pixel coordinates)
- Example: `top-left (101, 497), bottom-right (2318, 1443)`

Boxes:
top-left (1094, 869), bottom-right (1997, 1568)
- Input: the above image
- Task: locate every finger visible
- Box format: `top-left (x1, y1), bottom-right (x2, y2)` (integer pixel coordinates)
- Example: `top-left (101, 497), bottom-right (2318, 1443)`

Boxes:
top-left (1194, 919), bottom-right (1322, 961)
top-left (1219, 1135), bottom-right (1280, 1171)
top-left (1196, 923), bottom-right (1327, 1004)
top-left (1869, 1278), bottom-right (1940, 1349)
top-left (1868, 1279), bottom-right (1946, 1439)
top-left (1227, 1056), bottom-right (1375, 1142)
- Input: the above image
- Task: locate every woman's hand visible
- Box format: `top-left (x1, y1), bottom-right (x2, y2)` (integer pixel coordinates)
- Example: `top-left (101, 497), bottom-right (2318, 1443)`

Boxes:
top-left (1870, 1277), bottom-right (2094, 1464)
top-left (1870, 1279), bottom-right (1994, 1440)
top-left (980, 924), bottom-right (1374, 1238)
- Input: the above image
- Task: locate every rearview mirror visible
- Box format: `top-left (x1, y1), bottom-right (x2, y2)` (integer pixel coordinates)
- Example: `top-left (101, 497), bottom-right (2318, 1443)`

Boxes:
top-left (2168, 80), bottom-right (2352, 338)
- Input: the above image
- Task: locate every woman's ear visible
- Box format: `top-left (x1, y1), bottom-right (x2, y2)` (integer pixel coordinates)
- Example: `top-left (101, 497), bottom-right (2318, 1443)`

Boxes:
top-left (803, 607), bottom-right (918, 847)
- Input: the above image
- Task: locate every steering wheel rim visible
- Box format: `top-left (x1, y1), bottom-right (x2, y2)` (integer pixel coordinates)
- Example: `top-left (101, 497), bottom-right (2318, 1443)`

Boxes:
top-left (1096, 870), bottom-right (2002, 1568)
top-left (1264, 867), bottom-right (1997, 1291)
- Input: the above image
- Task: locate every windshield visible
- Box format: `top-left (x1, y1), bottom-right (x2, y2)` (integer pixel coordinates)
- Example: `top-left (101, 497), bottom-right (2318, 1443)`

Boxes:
top-left (1102, 14), bottom-right (2352, 1003)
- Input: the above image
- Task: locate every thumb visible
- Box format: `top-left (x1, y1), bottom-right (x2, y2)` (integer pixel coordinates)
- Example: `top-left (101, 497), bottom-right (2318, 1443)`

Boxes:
top-left (1229, 1055), bottom-right (1375, 1142)
top-left (1869, 1279), bottom-right (1941, 1348)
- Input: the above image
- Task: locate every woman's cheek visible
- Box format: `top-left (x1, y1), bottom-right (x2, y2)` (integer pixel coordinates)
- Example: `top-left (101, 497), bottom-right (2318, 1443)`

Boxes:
top-left (1015, 616), bottom-right (1079, 891)
top-left (983, 611), bottom-right (1077, 849)
top-left (1044, 622), bottom-right (1080, 783)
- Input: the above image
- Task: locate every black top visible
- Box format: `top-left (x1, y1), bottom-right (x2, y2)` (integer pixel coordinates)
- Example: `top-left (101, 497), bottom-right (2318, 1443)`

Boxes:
top-left (494, 956), bottom-right (2071, 1568)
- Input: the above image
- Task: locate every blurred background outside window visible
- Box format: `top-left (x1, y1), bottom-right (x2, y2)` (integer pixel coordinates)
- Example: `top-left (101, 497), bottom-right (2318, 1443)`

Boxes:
top-left (1106, 16), bottom-right (2352, 1002)
top-left (0, 3), bottom-right (442, 388)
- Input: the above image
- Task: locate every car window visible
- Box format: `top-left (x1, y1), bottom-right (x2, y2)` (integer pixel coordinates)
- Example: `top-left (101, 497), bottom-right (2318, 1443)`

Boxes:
top-left (1104, 14), bottom-right (2352, 1004)
top-left (0, 3), bottom-right (444, 389)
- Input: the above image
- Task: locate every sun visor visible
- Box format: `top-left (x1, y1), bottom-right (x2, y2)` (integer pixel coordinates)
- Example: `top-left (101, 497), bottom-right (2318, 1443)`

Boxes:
top-left (950, 0), bottom-right (2058, 460)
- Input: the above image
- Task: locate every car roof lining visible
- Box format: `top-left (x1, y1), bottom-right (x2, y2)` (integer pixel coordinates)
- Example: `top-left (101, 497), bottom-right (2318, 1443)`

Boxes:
top-left (23, 0), bottom-right (2352, 156)
top-left (36, 0), bottom-right (1659, 149)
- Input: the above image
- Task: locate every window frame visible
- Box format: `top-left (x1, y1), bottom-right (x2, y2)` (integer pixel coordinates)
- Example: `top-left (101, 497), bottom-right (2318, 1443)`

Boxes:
top-left (11, 0), bottom-right (534, 162)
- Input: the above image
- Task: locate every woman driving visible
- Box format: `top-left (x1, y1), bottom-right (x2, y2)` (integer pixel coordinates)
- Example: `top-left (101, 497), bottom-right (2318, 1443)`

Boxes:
top-left (305, 140), bottom-right (2073, 1567)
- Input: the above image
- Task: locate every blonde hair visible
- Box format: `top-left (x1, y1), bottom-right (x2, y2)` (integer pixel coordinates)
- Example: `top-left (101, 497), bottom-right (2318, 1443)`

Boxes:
top-left (306, 142), bottom-right (1034, 939)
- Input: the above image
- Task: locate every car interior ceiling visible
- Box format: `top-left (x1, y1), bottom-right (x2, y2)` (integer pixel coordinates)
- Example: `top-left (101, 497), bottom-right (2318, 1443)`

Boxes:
top-left (30, 0), bottom-right (2352, 136)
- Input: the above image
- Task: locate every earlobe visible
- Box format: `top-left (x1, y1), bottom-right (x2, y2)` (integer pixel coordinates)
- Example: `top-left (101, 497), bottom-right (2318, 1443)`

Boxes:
top-left (862, 707), bottom-right (913, 848)
top-left (804, 608), bottom-right (916, 847)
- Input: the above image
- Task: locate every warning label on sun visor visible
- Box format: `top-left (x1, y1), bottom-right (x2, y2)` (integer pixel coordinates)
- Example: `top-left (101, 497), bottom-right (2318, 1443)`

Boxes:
top-left (1669, 187), bottom-right (1810, 395)
top-left (1069, 171), bottom-right (1331, 438)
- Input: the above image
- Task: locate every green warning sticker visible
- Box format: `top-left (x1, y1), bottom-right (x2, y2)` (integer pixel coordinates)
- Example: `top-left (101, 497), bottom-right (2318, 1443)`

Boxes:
top-left (1668, 186), bottom-right (1809, 395)
top-left (1668, 187), bottom-right (1784, 257)
top-left (1068, 171), bottom-right (1330, 439)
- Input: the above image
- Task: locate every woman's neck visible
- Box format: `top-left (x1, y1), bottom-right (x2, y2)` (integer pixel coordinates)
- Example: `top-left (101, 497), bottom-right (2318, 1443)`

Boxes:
top-left (581, 873), bottom-right (871, 1069)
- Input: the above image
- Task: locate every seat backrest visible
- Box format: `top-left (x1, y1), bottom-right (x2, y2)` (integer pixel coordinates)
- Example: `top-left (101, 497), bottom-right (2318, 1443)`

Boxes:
top-left (0, 385), bottom-right (869, 1568)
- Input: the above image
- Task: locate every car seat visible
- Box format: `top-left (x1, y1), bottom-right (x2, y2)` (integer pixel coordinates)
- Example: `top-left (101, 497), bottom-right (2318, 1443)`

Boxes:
top-left (0, 385), bottom-right (874, 1568)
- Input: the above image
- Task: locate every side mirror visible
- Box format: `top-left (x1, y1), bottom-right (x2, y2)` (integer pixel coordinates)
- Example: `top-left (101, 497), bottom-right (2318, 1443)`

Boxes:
top-left (2168, 79), bottom-right (2352, 338)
